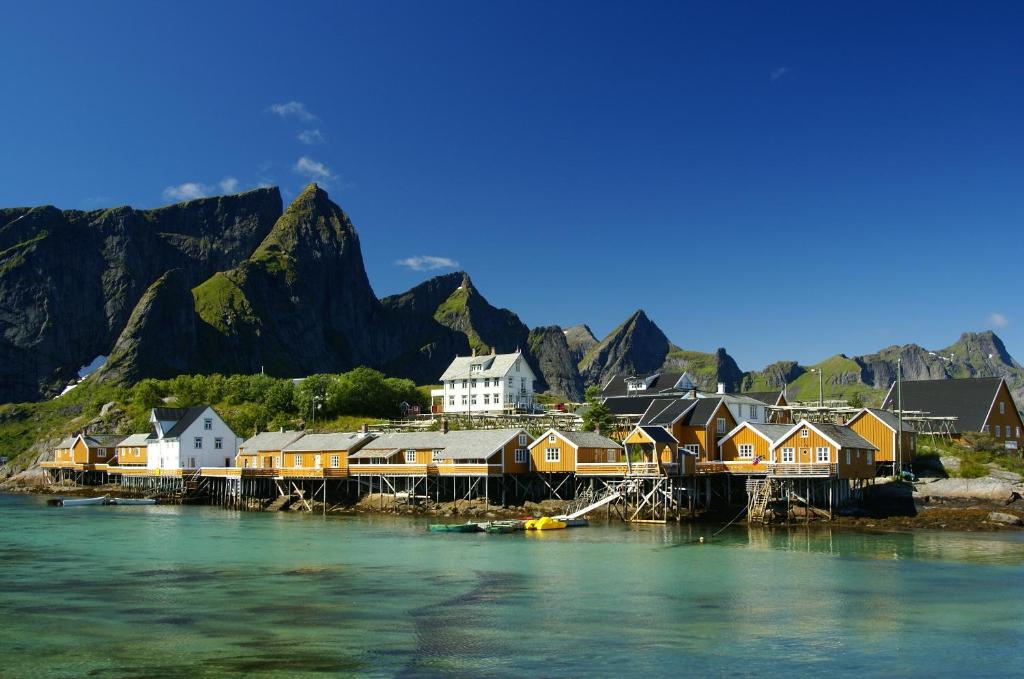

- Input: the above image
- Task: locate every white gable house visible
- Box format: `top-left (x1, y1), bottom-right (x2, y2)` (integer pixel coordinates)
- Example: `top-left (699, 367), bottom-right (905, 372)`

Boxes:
top-left (435, 350), bottom-right (537, 414)
top-left (147, 406), bottom-right (239, 470)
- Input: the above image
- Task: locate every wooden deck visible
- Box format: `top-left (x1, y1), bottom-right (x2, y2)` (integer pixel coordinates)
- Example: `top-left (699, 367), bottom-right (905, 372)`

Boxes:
top-left (435, 464), bottom-right (503, 476)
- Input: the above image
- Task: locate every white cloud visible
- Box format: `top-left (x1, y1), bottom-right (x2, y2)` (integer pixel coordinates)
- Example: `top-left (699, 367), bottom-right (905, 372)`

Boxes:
top-left (219, 177), bottom-right (239, 193)
top-left (294, 156), bottom-right (335, 182)
top-left (298, 128), bottom-right (325, 145)
top-left (990, 312), bottom-right (1008, 328)
top-left (269, 101), bottom-right (316, 121)
top-left (162, 182), bottom-right (209, 201)
top-left (770, 66), bottom-right (790, 82)
top-left (394, 255), bottom-right (460, 272)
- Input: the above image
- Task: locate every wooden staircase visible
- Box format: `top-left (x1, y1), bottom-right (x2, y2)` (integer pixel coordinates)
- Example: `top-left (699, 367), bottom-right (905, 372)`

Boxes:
top-left (747, 478), bottom-right (775, 524)
top-left (265, 495), bottom-right (293, 512)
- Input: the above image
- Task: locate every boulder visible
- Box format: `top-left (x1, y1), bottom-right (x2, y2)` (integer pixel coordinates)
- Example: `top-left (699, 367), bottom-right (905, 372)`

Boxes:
top-left (913, 477), bottom-right (1016, 503)
top-left (986, 512), bottom-right (1023, 526)
top-left (940, 456), bottom-right (961, 473)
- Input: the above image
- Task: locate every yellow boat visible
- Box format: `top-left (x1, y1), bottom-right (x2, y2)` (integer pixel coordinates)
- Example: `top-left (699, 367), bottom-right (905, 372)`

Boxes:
top-left (528, 516), bottom-right (566, 530)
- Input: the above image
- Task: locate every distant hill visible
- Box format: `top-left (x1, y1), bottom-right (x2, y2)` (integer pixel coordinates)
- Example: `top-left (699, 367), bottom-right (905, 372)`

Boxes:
top-left (2, 184), bottom-right (1021, 407)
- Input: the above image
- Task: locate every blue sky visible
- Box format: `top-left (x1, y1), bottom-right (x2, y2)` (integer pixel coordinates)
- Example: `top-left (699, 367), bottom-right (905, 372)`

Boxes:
top-left (2, 1), bottom-right (1022, 370)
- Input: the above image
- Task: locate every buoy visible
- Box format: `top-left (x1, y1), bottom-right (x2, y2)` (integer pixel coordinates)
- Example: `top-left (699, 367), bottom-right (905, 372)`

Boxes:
top-left (699, 536), bottom-right (705, 544)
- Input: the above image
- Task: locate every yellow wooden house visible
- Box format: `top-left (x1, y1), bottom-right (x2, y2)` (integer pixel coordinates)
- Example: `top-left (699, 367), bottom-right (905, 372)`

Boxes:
top-left (236, 431), bottom-right (305, 470)
top-left (640, 397), bottom-right (738, 465)
top-left (278, 432), bottom-right (374, 477)
top-left (69, 434), bottom-right (123, 466)
top-left (51, 436), bottom-right (77, 466)
top-left (717, 421), bottom-right (795, 473)
top-left (347, 428), bottom-right (530, 477)
top-left (845, 408), bottom-right (916, 465)
top-left (768, 420), bottom-right (877, 479)
top-left (115, 433), bottom-right (152, 467)
top-left (620, 425), bottom-right (696, 475)
top-left (527, 429), bottom-right (624, 475)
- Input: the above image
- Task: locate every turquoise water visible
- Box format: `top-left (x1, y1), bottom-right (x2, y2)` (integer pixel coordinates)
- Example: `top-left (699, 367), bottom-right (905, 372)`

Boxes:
top-left (2, 493), bottom-right (1023, 677)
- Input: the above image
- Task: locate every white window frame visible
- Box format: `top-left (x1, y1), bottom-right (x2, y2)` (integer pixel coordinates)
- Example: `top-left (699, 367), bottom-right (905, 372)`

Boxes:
top-left (494, 393), bottom-right (501, 404)
top-left (449, 396), bottom-right (455, 406)
top-left (801, 429), bottom-right (809, 438)
top-left (294, 455), bottom-right (303, 468)
top-left (781, 447), bottom-right (795, 463)
top-left (432, 449), bottom-right (444, 462)
top-left (867, 451), bottom-right (874, 465)
top-left (330, 455), bottom-right (340, 467)
top-left (738, 443), bottom-right (754, 459)
top-left (97, 449), bottom-right (106, 458)
top-left (545, 447), bottom-right (560, 462)
top-left (515, 448), bottom-right (527, 464)
top-left (1000, 401), bottom-right (1005, 414)
top-left (683, 444), bottom-right (700, 456)
top-left (204, 418), bottom-right (213, 430)
top-left (816, 447), bottom-right (830, 463)
top-left (405, 449), bottom-right (416, 463)
top-left (845, 450), bottom-right (851, 465)
top-left (484, 394), bottom-right (490, 405)
top-left (717, 418), bottom-right (726, 434)
top-left (518, 433), bottom-right (527, 446)
top-left (194, 437), bottom-right (203, 449)
top-left (214, 438), bottom-right (223, 450)
top-left (548, 434), bottom-right (557, 443)
top-left (995, 425), bottom-right (1002, 438)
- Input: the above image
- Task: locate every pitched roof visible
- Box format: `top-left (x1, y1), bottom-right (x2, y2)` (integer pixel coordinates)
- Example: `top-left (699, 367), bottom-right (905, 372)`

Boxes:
top-left (55, 436), bottom-right (77, 449)
top-left (81, 434), bottom-right (124, 448)
top-left (678, 398), bottom-right (723, 427)
top-left (812, 423), bottom-right (877, 450)
top-left (743, 391), bottom-right (786, 405)
top-left (639, 426), bottom-right (677, 444)
top-left (546, 429), bottom-right (622, 449)
top-left (283, 433), bottom-right (371, 452)
top-left (601, 372), bottom-right (691, 398)
top-left (117, 433), bottom-right (154, 447)
top-left (641, 399), bottom-right (695, 426)
top-left (881, 377), bottom-right (1006, 432)
top-left (746, 422), bottom-right (796, 442)
top-left (357, 429), bottom-right (523, 460)
top-left (639, 398), bottom-right (681, 425)
top-left (239, 431), bottom-right (305, 453)
top-left (603, 395), bottom-right (662, 416)
top-left (857, 408), bottom-right (915, 433)
top-left (439, 352), bottom-right (530, 381)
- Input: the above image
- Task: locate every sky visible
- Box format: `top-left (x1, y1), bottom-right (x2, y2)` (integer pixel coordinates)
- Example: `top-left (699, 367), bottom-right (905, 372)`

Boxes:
top-left (2, 1), bottom-right (1022, 370)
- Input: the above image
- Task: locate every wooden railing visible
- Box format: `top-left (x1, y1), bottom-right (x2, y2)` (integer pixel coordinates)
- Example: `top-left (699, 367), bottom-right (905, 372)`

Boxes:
top-left (576, 463), bottom-right (630, 476)
top-left (696, 462), bottom-right (727, 474)
top-left (240, 469), bottom-right (278, 478)
top-left (348, 464), bottom-right (430, 476)
top-left (770, 463), bottom-right (837, 477)
top-left (199, 468), bottom-right (242, 478)
top-left (435, 464), bottom-right (503, 476)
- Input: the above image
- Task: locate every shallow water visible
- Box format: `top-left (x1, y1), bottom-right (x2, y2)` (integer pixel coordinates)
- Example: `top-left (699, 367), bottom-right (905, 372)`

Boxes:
top-left (2, 493), bottom-right (1023, 677)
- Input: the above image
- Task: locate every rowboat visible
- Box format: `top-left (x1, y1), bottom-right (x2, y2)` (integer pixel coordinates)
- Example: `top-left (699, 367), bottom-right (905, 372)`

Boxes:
top-left (110, 498), bottom-right (158, 506)
top-left (58, 496), bottom-right (109, 507)
top-left (482, 520), bottom-right (524, 534)
top-left (428, 522), bottom-right (482, 533)
top-left (526, 516), bottom-right (566, 530)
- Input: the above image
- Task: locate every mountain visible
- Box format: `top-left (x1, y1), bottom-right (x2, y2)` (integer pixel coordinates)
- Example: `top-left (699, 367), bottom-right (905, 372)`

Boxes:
top-left (740, 331), bottom-right (1024, 404)
top-left (528, 326), bottom-right (585, 401)
top-left (187, 184), bottom-right (388, 376)
top-left (0, 189), bottom-right (281, 402)
top-left (564, 324), bottom-right (598, 364)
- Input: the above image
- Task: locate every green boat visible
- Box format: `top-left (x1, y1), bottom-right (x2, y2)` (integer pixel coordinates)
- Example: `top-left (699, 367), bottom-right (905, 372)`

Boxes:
top-left (428, 522), bottom-right (482, 533)
top-left (482, 520), bottom-right (524, 534)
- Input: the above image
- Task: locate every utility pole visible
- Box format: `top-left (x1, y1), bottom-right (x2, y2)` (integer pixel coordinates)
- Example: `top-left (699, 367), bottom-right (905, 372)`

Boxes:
top-left (896, 357), bottom-right (903, 480)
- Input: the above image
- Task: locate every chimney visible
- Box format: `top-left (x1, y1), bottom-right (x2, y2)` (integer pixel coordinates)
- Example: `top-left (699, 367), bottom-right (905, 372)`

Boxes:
top-left (595, 424), bottom-right (601, 436)
top-left (441, 419), bottom-right (449, 434)
top-left (491, 346), bottom-right (496, 355)
top-left (471, 347), bottom-right (477, 357)
top-left (360, 422), bottom-right (369, 435)
top-left (717, 382), bottom-right (726, 395)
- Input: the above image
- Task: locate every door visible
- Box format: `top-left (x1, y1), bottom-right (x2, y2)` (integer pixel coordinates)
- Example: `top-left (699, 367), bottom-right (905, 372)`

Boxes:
top-left (799, 448), bottom-right (809, 464)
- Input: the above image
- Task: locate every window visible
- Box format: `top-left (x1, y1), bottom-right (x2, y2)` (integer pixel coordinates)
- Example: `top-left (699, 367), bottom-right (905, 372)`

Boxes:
top-left (194, 437), bottom-right (203, 449)
top-left (461, 396), bottom-right (468, 405)
top-left (548, 434), bottom-right (557, 443)
top-left (97, 449), bottom-right (106, 458)
top-left (1000, 402), bottom-right (1006, 414)
top-left (449, 396), bottom-right (455, 406)
top-left (816, 447), bottom-right (830, 463)
top-left (518, 433), bottom-right (528, 446)
top-left (801, 429), bottom-right (809, 438)
top-left (845, 450), bottom-right (851, 465)
top-left (225, 457), bottom-right (231, 467)
top-left (405, 450), bottom-right (416, 463)
top-left (484, 394), bottom-right (490, 405)
top-left (751, 405), bottom-right (760, 420)
top-left (471, 396), bottom-right (477, 405)
top-left (432, 449), bottom-right (444, 462)
top-left (983, 425), bottom-right (990, 433)
top-left (204, 418), bottom-right (213, 430)
top-left (515, 361), bottom-right (520, 372)
top-left (494, 394), bottom-right (501, 403)
top-left (684, 444), bottom-right (700, 456)
top-left (244, 459), bottom-right (250, 468)
top-left (462, 379), bottom-right (467, 388)
top-left (545, 447), bottom-right (560, 462)
top-left (717, 418), bottom-right (726, 434)
top-left (996, 425), bottom-right (1002, 438)
top-left (781, 447), bottom-right (795, 463)
top-left (515, 448), bottom-right (527, 463)
top-left (330, 455), bottom-right (340, 467)
top-left (868, 451), bottom-right (874, 464)
top-left (188, 457), bottom-right (197, 468)
top-left (214, 438), bottom-right (223, 450)
top-left (275, 456), bottom-right (281, 468)
top-left (472, 379), bottom-right (477, 387)
top-left (471, 364), bottom-right (482, 373)
top-left (294, 455), bottom-right (302, 467)
top-left (738, 443), bottom-right (754, 459)
top-left (484, 378), bottom-right (490, 387)
top-left (1017, 426), bottom-right (1021, 438)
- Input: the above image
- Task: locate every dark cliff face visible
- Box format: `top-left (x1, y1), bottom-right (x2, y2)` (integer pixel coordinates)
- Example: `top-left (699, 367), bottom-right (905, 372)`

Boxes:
top-left (564, 324), bottom-right (598, 365)
top-left (528, 326), bottom-right (585, 401)
top-left (191, 184), bottom-right (386, 377)
top-left (577, 309), bottom-right (671, 385)
top-left (0, 188), bottom-right (281, 401)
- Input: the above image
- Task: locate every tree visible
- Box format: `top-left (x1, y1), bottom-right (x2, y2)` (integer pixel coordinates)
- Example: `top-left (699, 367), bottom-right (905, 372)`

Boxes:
top-left (847, 393), bottom-right (864, 409)
top-left (581, 387), bottom-right (614, 433)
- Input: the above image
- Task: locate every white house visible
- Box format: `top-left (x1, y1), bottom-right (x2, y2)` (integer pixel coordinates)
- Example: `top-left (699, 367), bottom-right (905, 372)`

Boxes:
top-left (433, 349), bottom-right (537, 414)
top-left (146, 406), bottom-right (239, 470)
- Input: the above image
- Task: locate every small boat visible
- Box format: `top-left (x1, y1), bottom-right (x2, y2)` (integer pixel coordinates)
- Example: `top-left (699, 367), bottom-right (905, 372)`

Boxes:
top-left (564, 518), bottom-right (589, 528)
top-left (58, 496), bottom-right (109, 507)
top-left (527, 516), bottom-right (566, 531)
top-left (482, 520), bottom-right (524, 534)
top-left (428, 522), bottom-right (482, 533)
top-left (110, 498), bottom-right (158, 506)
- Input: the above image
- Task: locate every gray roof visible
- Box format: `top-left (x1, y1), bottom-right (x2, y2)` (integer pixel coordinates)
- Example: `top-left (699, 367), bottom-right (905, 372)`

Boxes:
top-left (550, 429), bottom-right (623, 449)
top-left (81, 434), bottom-right (124, 448)
top-left (639, 398), bottom-right (681, 425)
top-left (639, 426), bottom-right (677, 444)
top-left (283, 433), bottom-right (371, 452)
top-left (743, 391), bottom-right (786, 405)
top-left (117, 433), bottom-right (154, 447)
top-left (679, 398), bottom-right (723, 427)
top-left (356, 429), bottom-right (524, 460)
top-left (55, 436), bottom-right (77, 449)
top-left (151, 406), bottom-right (212, 438)
top-left (601, 372), bottom-right (692, 398)
top-left (439, 352), bottom-right (531, 381)
top-left (881, 377), bottom-right (1005, 433)
top-left (604, 395), bottom-right (662, 416)
top-left (858, 408), bottom-right (915, 433)
top-left (809, 423), bottom-right (877, 450)
top-left (745, 423), bottom-right (794, 442)
top-left (348, 447), bottom-right (402, 460)
top-left (239, 431), bottom-right (305, 453)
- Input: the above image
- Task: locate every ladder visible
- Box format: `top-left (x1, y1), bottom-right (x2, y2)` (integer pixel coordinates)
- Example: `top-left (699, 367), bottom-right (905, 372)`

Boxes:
top-left (748, 479), bottom-right (775, 524)
top-left (556, 480), bottom-right (636, 520)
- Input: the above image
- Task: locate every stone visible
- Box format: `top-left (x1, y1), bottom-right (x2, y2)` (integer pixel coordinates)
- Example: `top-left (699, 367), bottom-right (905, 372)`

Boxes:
top-left (913, 477), bottom-right (1016, 503)
top-left (986, 512), bottom-right (1023, 526)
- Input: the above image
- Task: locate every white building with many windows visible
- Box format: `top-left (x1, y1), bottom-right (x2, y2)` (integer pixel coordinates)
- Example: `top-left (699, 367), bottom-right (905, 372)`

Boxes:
top-left (146, 406), bottom-right (239, 470)
top-left (434, 350), bottom-right (537, 414)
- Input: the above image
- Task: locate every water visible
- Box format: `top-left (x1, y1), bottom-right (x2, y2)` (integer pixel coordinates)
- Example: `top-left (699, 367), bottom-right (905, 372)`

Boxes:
top-left (2, 493), bottom-right (1023, 678)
